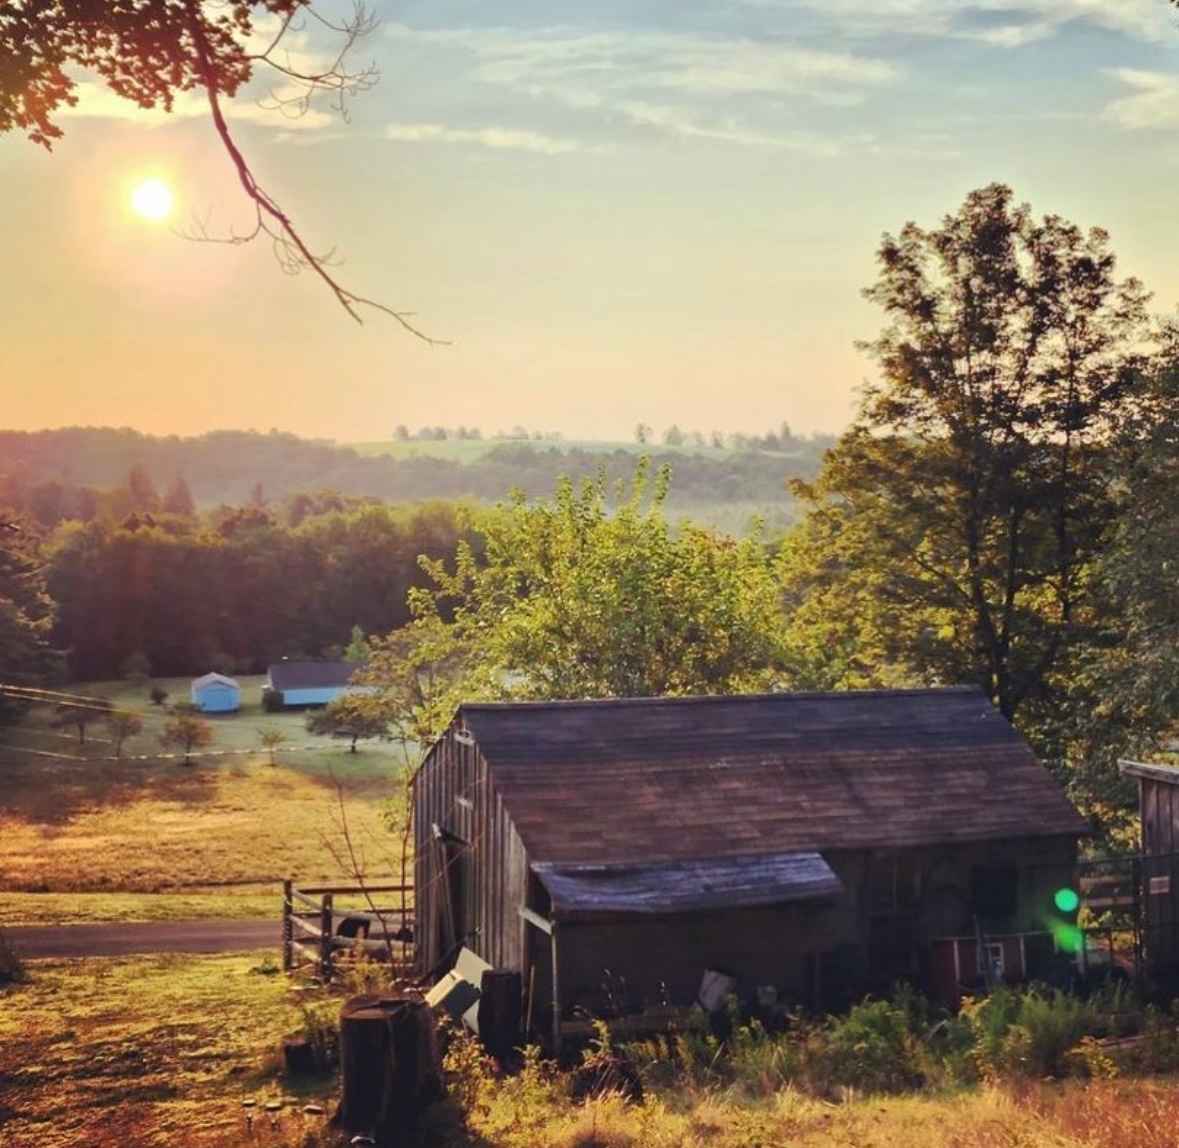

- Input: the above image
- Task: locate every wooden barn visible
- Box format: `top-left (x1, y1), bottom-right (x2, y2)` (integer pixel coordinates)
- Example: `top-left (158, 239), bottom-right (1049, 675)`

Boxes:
top-left (1118, 759), bottom-right (1179, 973)
top-left (412, 687), bottom-right (1088, 1045)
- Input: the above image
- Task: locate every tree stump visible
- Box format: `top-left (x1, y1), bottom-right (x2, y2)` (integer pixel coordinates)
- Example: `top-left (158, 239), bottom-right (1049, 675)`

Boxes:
top-left (336, 995), bottom-right (444, 1147)
top-left (282, 1036), bottom-right (319, 1076)
top-left (477, 970), bottom-right (522, 1061)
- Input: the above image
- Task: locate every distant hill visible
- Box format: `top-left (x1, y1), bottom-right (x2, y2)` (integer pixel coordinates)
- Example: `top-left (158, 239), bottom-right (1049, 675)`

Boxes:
top-left (0, 427), bottom-right (834, 532)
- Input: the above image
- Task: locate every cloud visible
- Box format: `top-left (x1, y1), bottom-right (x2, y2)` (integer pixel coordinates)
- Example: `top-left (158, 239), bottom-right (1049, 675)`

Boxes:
top-left (387, 24), bottom-right (897, 101)
top-left (1103, 68), bottom-right (1179, 129)
top-left (385, 122), bottom-right (582, 154)
top-left (384, 23), bottom-right (897, 155)
top-left (615, 101), bottom-right (848, 154)
top-left (740, 0), bottom-right (1172, 45)
top-left (60, 81), bottom-right (333, 131)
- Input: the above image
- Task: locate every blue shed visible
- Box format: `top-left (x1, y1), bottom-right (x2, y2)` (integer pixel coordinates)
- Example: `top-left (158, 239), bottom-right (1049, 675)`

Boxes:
top-left (266, 660), bottom-right (368, 707)
top-left (191, 672), bottom-right (241, 713)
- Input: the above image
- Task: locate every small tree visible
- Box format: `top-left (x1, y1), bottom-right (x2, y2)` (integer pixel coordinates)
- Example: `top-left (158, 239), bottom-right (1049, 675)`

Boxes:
top-left (344, 625), bottom-right (370, 663)
top-left (162, 476), bottom-right (196, 517)
top-left (120, 651), bottom-right (152, 681)
top-left (149, 686), bottom-right (169, 707)
top-left (105, 709), bottom-right (144, 759)
top-left (52, 699), bottom-right (110, 746)
top-left (306, 695), bottom-right (388, 753)
top-left (257, 727), bottom-right (287, 766)
top-left (160, 713), bottom-right (214, 766)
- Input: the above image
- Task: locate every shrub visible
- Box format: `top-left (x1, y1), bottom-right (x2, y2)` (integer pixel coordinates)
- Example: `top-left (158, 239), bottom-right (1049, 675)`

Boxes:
top-left (0, 929), bottom-right (28, 986)
top-left (121, 651), bottom-right (152, 680)
top-left (262, 686), bottom-right (284, 713)
top-left (820, 998), bottom-right (922, 1094)
top-left (726, 1017), bottom-right (805, 1097)
top-left (1065, 1035), bottom-right (1119, 1079)
top-left (571, 1020), bottom-right (644, 1103)
top-left (149, 685), bottom-right (169, 706)
top-left (963, 986), bottom-right (1098, 1080)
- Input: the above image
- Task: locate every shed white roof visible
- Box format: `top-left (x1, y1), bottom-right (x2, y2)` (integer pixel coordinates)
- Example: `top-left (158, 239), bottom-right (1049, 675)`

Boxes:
top-left (192, 672), bottom-right (240, 690)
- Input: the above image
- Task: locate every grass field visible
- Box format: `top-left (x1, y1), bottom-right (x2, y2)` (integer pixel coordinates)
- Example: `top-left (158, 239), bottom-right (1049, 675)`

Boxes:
top-left (0, 679), bottom-right (412, 908)
top-left (7, 951), bottom-right (1179, 1147)
top-left (0, 950), bottom-right (331, 1148)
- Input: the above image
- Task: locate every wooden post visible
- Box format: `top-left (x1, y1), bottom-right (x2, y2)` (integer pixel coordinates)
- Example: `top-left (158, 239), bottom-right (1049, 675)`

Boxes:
top-left (477, 970), bottom-right (522, 1061)
top-left (550, 923), bottom-right (561, 1057)
top-left (320, 893), bottom-right (334, 982)
top-left (282, 879), bottom-right (293, 971)
top-left (337, 995), bottom-right (444, 1146)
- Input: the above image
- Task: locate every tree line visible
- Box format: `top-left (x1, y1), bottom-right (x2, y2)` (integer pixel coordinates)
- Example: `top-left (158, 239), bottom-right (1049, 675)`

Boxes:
top-left (0, 427), bottom-right (829, 520)
top-left (11, 499), bottom-right (471, 681)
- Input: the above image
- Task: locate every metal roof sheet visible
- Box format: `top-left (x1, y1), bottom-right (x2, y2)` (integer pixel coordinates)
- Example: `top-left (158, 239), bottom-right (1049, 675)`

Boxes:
top-left (456, 687), bottom-right (1088, 864)
top-left (191, 672), bottom-right (239, 689)
top-left (533, 851), bottom-right (843, 918)
top-left (267, 660), bottom-right (360, 690)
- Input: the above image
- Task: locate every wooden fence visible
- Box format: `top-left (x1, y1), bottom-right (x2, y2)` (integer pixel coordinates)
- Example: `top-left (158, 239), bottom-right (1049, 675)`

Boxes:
top-left (282, 880), bottom-right (415, 982)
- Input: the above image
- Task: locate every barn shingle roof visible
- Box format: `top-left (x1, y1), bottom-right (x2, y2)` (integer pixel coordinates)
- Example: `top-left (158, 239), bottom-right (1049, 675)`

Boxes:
top-left (457, 687), bottom-right (1088, 865)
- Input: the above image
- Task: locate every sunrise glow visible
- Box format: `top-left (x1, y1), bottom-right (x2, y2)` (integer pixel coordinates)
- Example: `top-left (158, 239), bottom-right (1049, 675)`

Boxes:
top-left (130, 178), bottom-right (173, 221)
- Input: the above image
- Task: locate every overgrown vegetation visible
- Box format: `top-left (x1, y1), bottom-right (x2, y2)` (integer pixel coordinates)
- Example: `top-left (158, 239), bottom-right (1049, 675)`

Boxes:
top-left (419, 984), bottom-right (1179, 1148)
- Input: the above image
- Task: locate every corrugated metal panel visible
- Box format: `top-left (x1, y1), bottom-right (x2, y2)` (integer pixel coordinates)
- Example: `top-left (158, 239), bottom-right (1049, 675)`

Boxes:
top-left (459, 687), bottom-right (1088, 865)
top-left (533, 851), bottom-right (842, 917)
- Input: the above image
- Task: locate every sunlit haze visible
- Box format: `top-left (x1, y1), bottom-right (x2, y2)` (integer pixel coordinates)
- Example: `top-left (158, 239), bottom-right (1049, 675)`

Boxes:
top-left (130, 179), bottom-right (174, 222)
top-left (4, 0), bottom-right (1179, 442)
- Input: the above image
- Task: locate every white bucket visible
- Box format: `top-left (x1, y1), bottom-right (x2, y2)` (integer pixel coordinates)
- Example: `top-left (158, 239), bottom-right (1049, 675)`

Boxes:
top-left (697, 969), bottom-right (738, 1012)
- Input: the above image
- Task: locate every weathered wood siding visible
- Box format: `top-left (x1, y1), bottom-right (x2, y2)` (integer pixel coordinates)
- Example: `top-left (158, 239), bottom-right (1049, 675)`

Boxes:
top-left (413, 720), bottom-right (529, 976)
top-left (551, 837), bottom-right (1077, 1017)
top-left (1139, 775), bottom-right (1179, 967)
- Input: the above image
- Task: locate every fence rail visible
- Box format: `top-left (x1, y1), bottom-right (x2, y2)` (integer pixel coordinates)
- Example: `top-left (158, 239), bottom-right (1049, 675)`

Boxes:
top-left (282, 879), bottom-right (415, 982)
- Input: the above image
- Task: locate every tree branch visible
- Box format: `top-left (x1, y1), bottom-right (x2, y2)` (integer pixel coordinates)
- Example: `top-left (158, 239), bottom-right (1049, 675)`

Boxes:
top-left (184, 3), bottom-right (444, 340)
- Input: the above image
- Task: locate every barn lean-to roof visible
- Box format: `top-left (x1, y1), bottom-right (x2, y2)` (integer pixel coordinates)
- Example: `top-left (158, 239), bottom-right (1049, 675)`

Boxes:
top-left (532, 852), bottom-right (843, 916)
top-left (454, 687), bottom-right (1089, 873)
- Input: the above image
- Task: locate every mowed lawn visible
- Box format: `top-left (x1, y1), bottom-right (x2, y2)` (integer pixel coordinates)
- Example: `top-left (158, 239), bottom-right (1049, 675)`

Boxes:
top-left (0, 950), bottom-right (334, 1148)
top-left (0, 678), bottom-right (413, 919)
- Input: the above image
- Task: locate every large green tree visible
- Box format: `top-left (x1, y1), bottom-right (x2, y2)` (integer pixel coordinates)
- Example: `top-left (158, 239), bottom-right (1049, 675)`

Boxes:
top-left (782, 184), bottom-right (1151, 744)
top-left (362, 463), bottom-right (793, 744)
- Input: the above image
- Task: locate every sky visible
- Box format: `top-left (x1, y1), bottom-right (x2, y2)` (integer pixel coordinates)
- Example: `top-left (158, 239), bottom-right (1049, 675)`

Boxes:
top-left (4, 0), bottom-right (1179, 443)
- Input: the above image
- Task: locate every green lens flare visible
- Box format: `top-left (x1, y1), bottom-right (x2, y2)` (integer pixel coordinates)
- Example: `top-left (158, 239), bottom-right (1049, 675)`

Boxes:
top-left (1054, 887), bottom-right (1080, 914)
top-left (1052, 923), bottom-right (1084, 955)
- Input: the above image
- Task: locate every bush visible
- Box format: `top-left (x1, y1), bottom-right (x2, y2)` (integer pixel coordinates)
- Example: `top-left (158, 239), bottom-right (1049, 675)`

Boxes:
top-left (149, 685), bottom-right (168, 706)
top-left (963, 986), bottom-right (1098, 1080)
top-left (820, 998), bottom-right (922, 1093)
top-left (262, 686), bottom-right (283, 713)
top-left (0, 929), bottom-right (28, 986)
top-left (121, 651), bottom-right (152, 680)
top-left (726, 1018), bottom-right (804, 1096)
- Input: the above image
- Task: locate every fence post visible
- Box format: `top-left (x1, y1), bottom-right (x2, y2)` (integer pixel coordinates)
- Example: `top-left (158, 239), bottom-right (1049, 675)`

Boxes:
top-left (320, 893), bottom-right (334, 982)
top-left (282, 879), bottom-right (293, 971)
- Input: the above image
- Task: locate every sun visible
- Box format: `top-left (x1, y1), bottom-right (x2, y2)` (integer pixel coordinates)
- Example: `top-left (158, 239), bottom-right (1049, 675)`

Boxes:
top-left (131, 178), bottom-right (173, 221)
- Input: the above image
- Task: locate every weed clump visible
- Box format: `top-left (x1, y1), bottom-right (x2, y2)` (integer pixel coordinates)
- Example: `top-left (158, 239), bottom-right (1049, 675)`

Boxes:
top-left (0, 928), bottom-right (27, 986)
